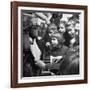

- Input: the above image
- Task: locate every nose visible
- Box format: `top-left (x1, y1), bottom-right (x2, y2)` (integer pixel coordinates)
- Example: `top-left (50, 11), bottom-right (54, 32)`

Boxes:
top-left (71, 29), bottom-right (75, 34)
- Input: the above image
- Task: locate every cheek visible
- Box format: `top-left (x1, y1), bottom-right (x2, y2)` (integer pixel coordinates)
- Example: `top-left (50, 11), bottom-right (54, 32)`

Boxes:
top-left (75, 31), bottom-right (79, 35)
top-left (55, 40), bottom-right (58, 44)
top-left (52, 39), bottom-right (58, 44)
top-left (62, 28), bottom-right (66, 32)
top-left (68, 31), bottom-right (71, 35)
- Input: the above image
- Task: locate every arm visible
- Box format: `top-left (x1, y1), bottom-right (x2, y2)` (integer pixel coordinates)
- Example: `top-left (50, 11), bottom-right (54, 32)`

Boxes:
top-left (30, 39), bottom-right (46, 69)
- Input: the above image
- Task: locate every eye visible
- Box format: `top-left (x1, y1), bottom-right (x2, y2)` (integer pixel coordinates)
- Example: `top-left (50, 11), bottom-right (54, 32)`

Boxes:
top-left (75, 29), bottom-right (79, 32)
top-left (52, 37), bottom-right (56, 41)
top-left (61, 27), bottom-right (64, 29)
top-left (68, 29), bottom-right (72, 32)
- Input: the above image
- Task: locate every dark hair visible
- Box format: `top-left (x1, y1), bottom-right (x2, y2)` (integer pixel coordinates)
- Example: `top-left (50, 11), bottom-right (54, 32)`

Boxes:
top-left (50, 13), bottom-right (62, 27)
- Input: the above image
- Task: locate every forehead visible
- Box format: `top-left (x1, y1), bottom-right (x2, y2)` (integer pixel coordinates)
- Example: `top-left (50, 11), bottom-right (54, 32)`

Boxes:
top-left (49, 24), bottom-right (57, 29)
top-left (67, 24), bottom-right (74, 29)
top-left (59, 23), bottom-right (65, 27)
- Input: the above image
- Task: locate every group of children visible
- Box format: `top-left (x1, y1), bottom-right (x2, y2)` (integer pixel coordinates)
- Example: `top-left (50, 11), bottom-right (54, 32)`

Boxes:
top-left (23, 12), bottom-right (80, 76)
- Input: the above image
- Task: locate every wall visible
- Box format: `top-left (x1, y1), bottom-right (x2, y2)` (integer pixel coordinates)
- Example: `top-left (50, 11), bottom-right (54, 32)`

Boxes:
top-left (0, 0), bottom-right (89, 90)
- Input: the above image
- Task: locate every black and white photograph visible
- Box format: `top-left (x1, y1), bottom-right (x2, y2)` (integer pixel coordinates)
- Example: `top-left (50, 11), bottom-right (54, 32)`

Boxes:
top-left (11, 2), bottom-right (87, 87)
top-left (22, 10), bottom-right (80, 77)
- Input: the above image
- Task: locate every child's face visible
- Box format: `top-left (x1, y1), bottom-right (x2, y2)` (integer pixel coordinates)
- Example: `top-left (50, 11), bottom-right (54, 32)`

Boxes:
top-left (48, 24), bottom-right (58, 36)
top-left (51, 37), bottom-right (59, 47)
top-left (67, 25), bottom-right (75, 38)
top-left (58, 23), bottom-right (66, 33)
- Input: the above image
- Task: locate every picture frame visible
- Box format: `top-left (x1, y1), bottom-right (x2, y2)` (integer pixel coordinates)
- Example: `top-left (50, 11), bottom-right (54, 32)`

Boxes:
top-left (11, 1), bottom-right (88, 88)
